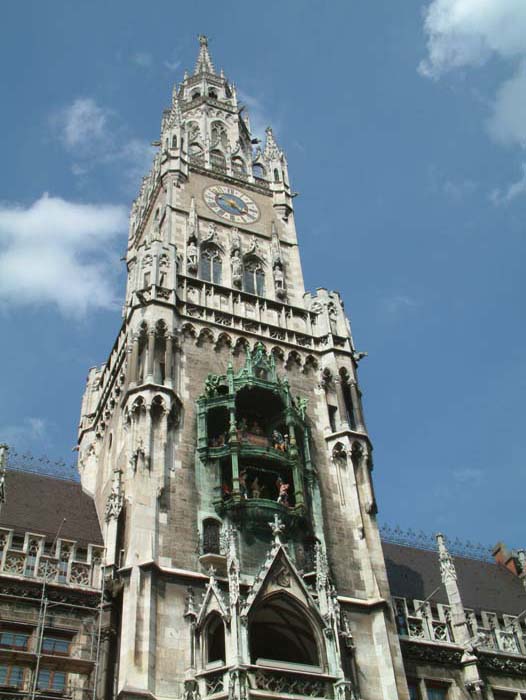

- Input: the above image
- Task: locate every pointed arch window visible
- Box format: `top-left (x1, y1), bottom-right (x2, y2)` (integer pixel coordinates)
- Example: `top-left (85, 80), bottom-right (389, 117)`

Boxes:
top-left (205, 613), bottom-right (225, 666)
top-left (171, 134), bottom-right (177, 148)
top-left (200, 247), bottom-right (222, 284)
top-left (253, 163), bottom-right (266, 179)
top-left (244, 259), bottom-right (265, 296)
top-left (274, 169), bottom-right (281, 182)
top-left (249, 595), bottom-right (321, 667)
top-left (211, 121), bottom-right (228, 150)
top-left (208, 88), bottom-right (218, 100)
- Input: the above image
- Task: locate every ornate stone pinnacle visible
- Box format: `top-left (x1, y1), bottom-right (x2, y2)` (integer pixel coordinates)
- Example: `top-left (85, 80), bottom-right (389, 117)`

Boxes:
top-left (208, 564), bottom-right (217, 579)
top-left (194, 34), bottom-right (215, 75)
top-left (436, 532), bottom-right (457, 582)
top-left (269, 514), bottom-right (285, 542)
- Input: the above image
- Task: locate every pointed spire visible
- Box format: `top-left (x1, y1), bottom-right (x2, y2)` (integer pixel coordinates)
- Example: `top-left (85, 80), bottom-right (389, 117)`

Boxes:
top-left (194, 35), bottom-right (215, 75)
top-left (263, 126), bottom-right (281, 161)
top-left (167, 85), bottom-right (182, 128)
top-left (436, 533), bottom-right (457, 582)
top-left (0, 444), bottom-right (7, 507)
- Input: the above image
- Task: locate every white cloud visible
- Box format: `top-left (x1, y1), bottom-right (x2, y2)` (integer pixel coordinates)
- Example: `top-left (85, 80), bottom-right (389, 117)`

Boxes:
top-left (0, 194), bottom-right (127, 315)
top-left (1, 417), bottom-right (48, 447)
top-left (380, 294), bottom-right (421, 320)
top-left (487, 60), bottom-right (526, 147)
top-left (164, 57), bottom-right (181, 72)
top-left (490, 162), bottom-right (526, 204)
top-left (419, 0), bottom-right (526, 78)
top-left (132, 52), bottom-right (153, 68)
top-left (452, 467), bottom-right (483, 484)
top-left (57, 98), bottom-right (110, 151)
top-left (52, 97), bottom-right (154, 192)
top-left (420, 0), bottom-right (526, 203)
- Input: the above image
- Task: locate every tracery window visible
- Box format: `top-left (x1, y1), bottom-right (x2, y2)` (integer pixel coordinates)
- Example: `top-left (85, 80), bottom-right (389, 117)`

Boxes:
top-left (210, 150), bottom-right (227, 172)
top-left (244, 260), bottom-right (265, 296)
top-left (200, 248), bottom-right (222, 284)
top-left (211, 121), bottom-right (228, 150)
top-left (274, 168), bottom-right (280, 182)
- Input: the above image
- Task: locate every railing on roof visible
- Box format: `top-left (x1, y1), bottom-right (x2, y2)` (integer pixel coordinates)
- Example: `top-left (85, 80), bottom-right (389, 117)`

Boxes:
top-left (380, 523), bottom-right (494, 563)
top-left (4, 450), bottom-right (79, 483)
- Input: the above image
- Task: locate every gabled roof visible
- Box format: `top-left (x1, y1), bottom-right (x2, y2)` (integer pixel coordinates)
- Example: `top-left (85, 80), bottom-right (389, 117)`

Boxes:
top-left (0, 470), bottom-right (103, 546)
top-left (382, 541), bottom-right (526, 616)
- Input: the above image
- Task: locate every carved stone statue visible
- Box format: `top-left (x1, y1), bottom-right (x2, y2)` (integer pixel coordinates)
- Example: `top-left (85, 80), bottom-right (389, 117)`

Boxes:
top-left (187, 240), bottom-right (198, 273)
top-left (231, 249), bottom-right (242, 287)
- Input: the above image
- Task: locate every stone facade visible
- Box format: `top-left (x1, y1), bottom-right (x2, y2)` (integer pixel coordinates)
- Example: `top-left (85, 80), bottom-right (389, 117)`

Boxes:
top-left (1, 35), bottom-right (524, 700)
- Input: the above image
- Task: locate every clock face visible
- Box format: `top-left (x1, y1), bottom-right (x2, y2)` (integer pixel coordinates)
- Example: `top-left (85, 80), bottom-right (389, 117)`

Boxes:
top-left (203, 185), bottom-right (259, 224)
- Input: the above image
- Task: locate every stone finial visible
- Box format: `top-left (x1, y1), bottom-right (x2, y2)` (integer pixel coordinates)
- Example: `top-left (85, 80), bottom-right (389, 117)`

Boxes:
top-left (436, 533), bottom-right (457, 582)
top-left (0, 444), bottom-right (7, 470)
top-left (269, 514), bottom-right (285, 544)
top-left (194, 35), bottom-right (216, 75)
top-left (263, 126), bottom-right (281, 161)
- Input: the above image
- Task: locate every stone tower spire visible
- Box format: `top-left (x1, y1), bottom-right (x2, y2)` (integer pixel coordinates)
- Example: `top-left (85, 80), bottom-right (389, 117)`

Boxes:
top-left (77, 36), bottom-right (409, 700)
top-left (194, 34), bottom-right (215, 74)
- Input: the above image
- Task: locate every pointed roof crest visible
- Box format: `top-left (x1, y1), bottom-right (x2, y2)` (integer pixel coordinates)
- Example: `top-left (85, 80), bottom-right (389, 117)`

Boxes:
top-left (263, 126), bottom-right (281, 161)
top-left (194, 35), bottom-right (216, 75)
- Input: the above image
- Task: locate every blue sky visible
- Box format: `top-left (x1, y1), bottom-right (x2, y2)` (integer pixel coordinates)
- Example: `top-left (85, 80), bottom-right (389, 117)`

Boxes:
top-left (1, 0), bottom-right (525, 548)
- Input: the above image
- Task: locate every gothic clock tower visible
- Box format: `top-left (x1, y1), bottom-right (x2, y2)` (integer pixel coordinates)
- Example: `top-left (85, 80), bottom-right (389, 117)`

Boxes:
top-left (78, 36), bottom-right (409, 700)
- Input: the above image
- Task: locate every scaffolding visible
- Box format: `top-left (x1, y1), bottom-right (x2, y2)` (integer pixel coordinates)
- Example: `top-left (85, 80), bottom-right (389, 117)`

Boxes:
top-left (0, 546), bottom-right (107, 700)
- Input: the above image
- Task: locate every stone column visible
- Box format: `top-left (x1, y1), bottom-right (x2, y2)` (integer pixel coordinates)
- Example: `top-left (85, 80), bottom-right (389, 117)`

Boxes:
top-left (146, 330), bottom-right (156, 383)
top-left (334, 379), bottom-right (350, 430)
top-left (349, 380), bottom-right (366, 432)
top-left (165, 334), bottom-right (174, 388)
top-left (129, 336), bottom-right (140, 387)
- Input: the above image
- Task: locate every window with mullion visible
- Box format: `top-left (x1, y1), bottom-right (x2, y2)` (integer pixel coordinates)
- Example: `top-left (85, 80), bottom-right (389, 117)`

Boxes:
top-left (0, 665), bottom-right (25, 688)
top-left (37, 669), bottom-right (66, 692)
top-left (0, 632), bottom-right (29, 650)
top-left (41, 637), bottom-right (69, 655)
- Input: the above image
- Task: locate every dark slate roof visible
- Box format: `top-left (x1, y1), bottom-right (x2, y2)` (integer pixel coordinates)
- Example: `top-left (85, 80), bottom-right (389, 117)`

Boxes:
top-left (382, 541), bottom-right (526, 616)
top-left (0, 470), bottom-right (103, 546)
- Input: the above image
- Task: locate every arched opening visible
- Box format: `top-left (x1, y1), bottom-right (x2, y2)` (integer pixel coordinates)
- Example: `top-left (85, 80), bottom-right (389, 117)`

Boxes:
top-left (207, 405), bottom-right (229, 447)
top-left (171, 134), bottom-right (177, 148)
top-left (191, 90), bottom-right (201, 100)
top-left (205, 613), bottom-right (225, 665)
top-left (202, 519), bottom-right (221, 555)
top-left (253, 163), bottom-right (266, 179)
top-left (249, 595), bottom-right (320, 667)
top-left (273, 168), bottom-right (281, 183)
top-left (208, 88), bottom-right (218, 99)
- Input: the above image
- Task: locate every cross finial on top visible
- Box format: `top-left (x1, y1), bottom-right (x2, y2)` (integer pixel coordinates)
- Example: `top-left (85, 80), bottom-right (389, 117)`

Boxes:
top-left (269, 514), bottom-right (285, 543)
